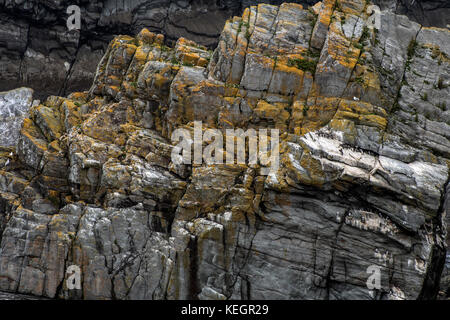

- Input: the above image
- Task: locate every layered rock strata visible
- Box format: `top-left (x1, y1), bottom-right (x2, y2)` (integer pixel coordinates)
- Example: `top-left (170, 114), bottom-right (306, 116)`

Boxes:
top-left (0, 1), bottom-right (449, 300)
top-left (0, 0), bottom-right (448, 98)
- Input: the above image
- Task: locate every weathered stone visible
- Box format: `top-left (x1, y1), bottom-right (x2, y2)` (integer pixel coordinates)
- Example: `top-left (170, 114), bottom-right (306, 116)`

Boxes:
top-left (0, 2), bottom-right (448, 301)
top-left (0, 88), bottom-right (34, 147)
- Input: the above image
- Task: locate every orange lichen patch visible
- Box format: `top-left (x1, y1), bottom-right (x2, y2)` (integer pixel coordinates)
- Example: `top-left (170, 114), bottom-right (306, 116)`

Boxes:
top-left (123, 42), bottom-right (151, 91)
top-left (81, 103), bottom-right (129, 143)
top-left (421, 151), bottom-right (440, 165)
top-left (223, 85), bottom-right (240, 97)
top-left (105, 75), bottom-right (121, 86)
top-left (48, 140), bottom-right (62, 153)
top-left (69, 92), bottom-right (88, 102)
top-left (197, 57), bottom-right (209, 67)
top-left (106, 85), bottom-right (121, 97)
top-left (143, 64), bottom-right (178, 97)
top-left (339, 0), bottom-right (366, 15)
top-left (114, 135), bottom-right (127, 147)
top-left (311, 1), bottom-right (322, 15)
top-left (31, 104), bottom-right (63, 141)
top-left (173, 38), bottom-right (212, 67)
top-left (95, 38), bottom-right (138, 98)
top-left (329, 118), bottom-right (356, 135)
top-left (126, 105), bottom-right (141, 125)
top-left (226, 45), bottom-right (247, 84)
top-left (281, 2), bottom-right (303, 11)
top-left (136, 28), bottom-right (156, 45)
top-left (22, 118), bottom-right (39, 138)
top-left (254, 100), bottom-right (290, 130)
top-left (192, 80), bottom-right (226, 96)
top-left (325, 22), bottom-right (360, 69)
top-left (270, 60), bottom-right (305, 95)
top-left (256, 54), bottom-right (276, 70)
top-left (425, 43), bottom-right (450, 63)
top-left (242, 7), bottom-right (251, 22)
top-left (110, 35), bottom-right (135, 49)
top-left (133, 46), bottom-right (149, 63)
top-left (310, 0), bottom-right (336, 51)
top-left (177, 37), bottom-right (208, 51)
top-left (290, 97), bottom-right (340, 135)
top-left (182, 52), bottom-right (200, 65)
top-left (256, 4), bottom-right (279, 29)
top-left (337, 99), bottom-right (387, 117)
top-left (235, 35), bottom-right (249, 50)
top-left (40, 175), bottom-right (68, 193)
top-left (121, 81), bottom-right (136, 97)
top-left (47, 189), bottom-right (61, 206)
top-left (61, 100), bottom-right (82, 130)
top-left (291, 101), bottom-right (307, 135)
top-left (21, 118), bottom-right (48, 148)
top-left (334, 99), bottom-right (387, 130)
top-left (281, 147), bottom-right (327, 187)
top-left (364, 69), bottom-right (382, 91)
top-left (155, 34), bottom-right (165, 45)
top-left (319, 0), bottom-right (336, 22)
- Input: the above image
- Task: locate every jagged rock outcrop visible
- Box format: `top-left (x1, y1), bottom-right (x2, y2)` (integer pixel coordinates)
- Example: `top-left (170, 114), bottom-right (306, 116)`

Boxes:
top-left (0, 0), bottom-right (314, 99)
top-left (0, 0), bottom-right (448, 99)
top-left (0, 1), bottom-right (449, 300)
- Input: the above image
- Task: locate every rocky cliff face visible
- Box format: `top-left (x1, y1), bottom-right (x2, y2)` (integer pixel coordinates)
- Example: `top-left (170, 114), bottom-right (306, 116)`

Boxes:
top-left (0, 0), bottom-right (449, 300)
top-left (375, 0), bottom-right (450, 28)
top-left (0, 0), bottom-right (314, 99)
top-left (0, 0), bottom-right (448, 100)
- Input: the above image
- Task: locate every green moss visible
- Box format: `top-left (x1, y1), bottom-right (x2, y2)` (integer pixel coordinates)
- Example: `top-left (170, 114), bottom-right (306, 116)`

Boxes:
top-left (437, 102), bottom-right (446, 111)
top-left (302, 105), bottom-right (310, 116)
top-left (245, 30), bottom-right (251, 41)
top-left (288, 58), bottom-right (317, 74)
top-left (355, 76), bottom-right (364, 84)
top-left (237, 21), bottom-right (243, 34)
top-left (360, 26), bottom-right (370, 45)
top-left (391, 101), bottom-right (400, 113)
top-left (306, 49), bottom-right (320, 59)
top-left (353, 42), bottom-right (364, 50)
top-left (407, 39), bottom-right (418, 60)
top-left (308, 8), bottom-right (318, 28)
top-left (334, 0), bottom-right (343, 12)
top-left (132, 38), bottom-right (140, 47)
top-left (160, 45), bottom-right (171, 52)
top-left (225, 82), bottom-right (240, 89)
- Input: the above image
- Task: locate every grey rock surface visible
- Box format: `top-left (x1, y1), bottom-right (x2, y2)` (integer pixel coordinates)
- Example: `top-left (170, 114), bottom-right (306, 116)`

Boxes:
top-left (0, 0), bottom-right (448, 99)
top-left (0, 1), bottom-right (448, 300)
top-left (0, 88), bottom-right (34, 147)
